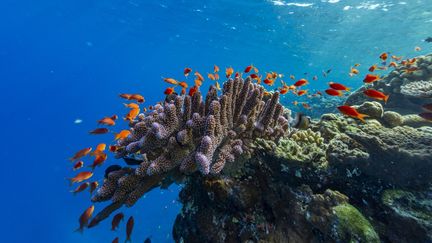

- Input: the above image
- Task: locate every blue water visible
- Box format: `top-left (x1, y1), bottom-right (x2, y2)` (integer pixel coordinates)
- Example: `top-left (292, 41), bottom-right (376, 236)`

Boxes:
top-left (1, 0), bottom-right (431, 242)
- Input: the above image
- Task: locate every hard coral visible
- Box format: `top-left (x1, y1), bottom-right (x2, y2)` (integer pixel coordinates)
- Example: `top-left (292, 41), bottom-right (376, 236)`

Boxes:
top-left (90, 77), bottom-right (289, 225)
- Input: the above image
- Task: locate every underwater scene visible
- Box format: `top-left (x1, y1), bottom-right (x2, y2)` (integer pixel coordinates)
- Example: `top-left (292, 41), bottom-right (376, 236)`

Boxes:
top-left (2, 0), bottom-right (432, 242)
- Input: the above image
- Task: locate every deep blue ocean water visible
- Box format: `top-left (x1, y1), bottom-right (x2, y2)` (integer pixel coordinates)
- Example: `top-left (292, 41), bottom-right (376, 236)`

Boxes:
top-left (1, 0), bottom-right (431, 242)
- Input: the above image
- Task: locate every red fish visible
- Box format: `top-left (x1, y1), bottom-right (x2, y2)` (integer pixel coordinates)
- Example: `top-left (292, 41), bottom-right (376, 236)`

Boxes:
top-left (325, 89), bottom-right (343, 96)
top-left (189, 86), bottom-right (199, 96)
top-left (297, 90), bottom-right (308, 96)
top-left (124, 103), bottom-right (139, 109)
top-left (98, 116), bottom-right (116, 126)
top-left (75, 205), bottom-right (94, 233)
top-left (184, 68), bottom-right (192, 77)
top-left (109, 145), bottom-right (119, 152)
top-left (70, 147), bottom-right (92, 161)
top-left (263, 79), bottom-right (274, 86)
top-left (294, 79), bottom-right (308, 87)
top-left (178, 81), bottom-right (188, 89)
top-left (302, 103), bottom-right (311, 110)
top-left (68, 171), bottom-right (93, 185)
top-left (89, 128), bottom-right (109, 135)
top-left (89, 181), bottom-right (98, 194)
top-left (73, 161), bottom-right (84, 171)
top-left (363, 89), bottom-right (389, 103)
top-left (379, 52), bottom-right (388, 61)
top-left (164, 87), bottom-right (175, 95)
top-left (125, 216), bottom-right (134, 242)
top-left (250, 73), bottom-right (258, 79)
top-left (207, 73), bottom-right (216, 80)
top-left (89, 153), bottom-right (107, 170)
top-left (329, 82), bottom-right (350, 91)
top-left (363, 74), bottom-right (381, 83)
top-left (368, 64), bottom-right (377, 72)
top-left (129, 94), bottom-right (144, 103)
top-left (244, 65), bottom-right (253, 73)
top-left (337, 105), bottom-right (369, 123)
top-left (70, 182), bottom-right (89, 194)
top-left (111, 212), bottom-right (124, 231)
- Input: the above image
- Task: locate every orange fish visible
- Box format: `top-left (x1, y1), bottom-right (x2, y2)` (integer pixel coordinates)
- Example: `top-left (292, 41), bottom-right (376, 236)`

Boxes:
top-left (181, 87), bottom-right (186, 95)
top-left (415, 46), bottom-right (421, 51)
top-left (164, 87), bottom-right (175, 95)
top-left (379, 52), bottom-right (388, 61)
top-left (90, 181), bottom-right (98, 194)
top-left (129, 94), bottom-right (144, 103)
top-left (70, 182), bottom-right (89, 194)
top-left (112, 237), bottom-right (119, 243)
top-left (184, 68), bottom-right (192, 77)
top-left (163, 78), bottom-right (178, 85)
top-left (70, 147), bottom-right (92, 161)
top-left (207, 73), bottom-right (216, 80)
top-left (194, 72), bottom-right (204, 82)
top-left (329, 82), bottom-right (350, 91)
top-left (214, 65), bottom-right (219, 73)
top-left (125, 108), bottom-right (140, 121)
top-left (89, 153), bottom-right (107, 170)
top-left (244, 65), bottom-right (253, 73)
top-left (368, 64), bottom-right (377, 72)
top-left (263, 79), bottom-right (274, 86)
top-left (89, 128), bottom-right (109, 135)
top-left (350, 67), bottom-right (359, 75)
top-left (391, 55), bottom-right (402, 61)
top-left (338, 105), bottom-right (369, 123)
top-left (302, 102), bottom-right (311, 110)
top-left (354, 63), bottom-right (361, 67)
top-left (388, 62), bottom-right (397, 68)
top-left (91, 143), bottom-right (106, 156)
top-left (123, 103), bottom-right (139, 109)
top-left (98, 117), bottom-right (116, 126)
top-left (363, 74), bottom-right (381, 83)
top-left (293, 101), bottom-right (298, 106)
top-left (114, 130), bottom-right (131, 140)
top-left (363, 89), bottom-right (389, 103)
top-left (75, 205), bottom-right (94, 233)
top-left (68, 171), bottom-right (93, 185)
top-left (194, 79), bottom-right (202, 87)
top-left (111, 212), bottom-right (124, 231)
top-left (325, 89), bottom-right (343, 96)
top-left (73, 161), bottom-right (84, 171)
top-left (279, 85), bottom-right (289, 94)
top-left (297, 90), bottom-right (308, 96)
top-left (214, 73), bottom-right (220, 80)
top-left (226, 67), bottom-right (234, 78)
top-left (294, 79), bottom-right (308, 87)
top-left (126, 216), bottom-right (134, 242)
top-left (253, 66), bottom-right (259, 73)
top-left (189, 86), bottom-right (199, 96)
top-left (119, 94), bottom-right (131, 100)
top-left (178, 81), bottom-right (188, 89)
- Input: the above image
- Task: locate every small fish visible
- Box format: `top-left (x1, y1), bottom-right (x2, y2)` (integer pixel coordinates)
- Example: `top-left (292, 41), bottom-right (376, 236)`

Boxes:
top-left (278, 85), bottom-right (289, 94)
top-left (226, 67), bottom-right (234, 78)
top-left (354, 63), bottom-right (361, 67)
top-left (109, 145), bottom-right (119, 152)
top-left (214, 65), bottom-right (219, 73)
top-left (368, 64), bottom-right (377, 72)
top-left (235, 72), bottom-right (240, 79)
top-left (250, 73), bottom-right (258, 79)
top-left (264, 79), bottom-right (274, 86)
top-left (189, 85), bottom-right (199, 96)
top-left (180, 87), bottom-right (186, 95)
top-left (297, 90), bottom-right (308, 96)
top-left (163, 78), bottom-right (178, 85)
top-left (68, 171), bottom-right (93, 185)
top-left (363, 74), bottom-right (381, 83)
top-left (289, 75), bottom-right (295, 80)
top-left (207, 73), bottom-right (216, 80)
top-left (350, 67), bottom-right (359, 75)
top-left (178, 81), bottom-right (188, 89)
top-left (215, 81), bottom-right (221, 91)
top-left (70, 147), bottom-right (92, 161)
top-left (325, 89), bottom-right (343, 96)
top-left (119, 94), bottom-right (132, 100)
top-left (415, 46), bottom-right (421, 51)
top-left (129, 94), bottom-right (144, 103)
top-left (292, 101), bottom-right (298, 106)
top-left (244, 65), bottom-right (253, 73)
top-left (419, 112), bottom-right (432, 121)
top-left (194, 79), bottom-right (202, 87)
top-left (363, 89), bottom-right (389, 103)
top-left (291, 113), bottom-right (310, 130)
top-left (302, 102), bottom-right (311, 110)
top-left (124, 103), bottom-right (140, 109)
top-left (70, 182), bottom-right (89, 194)
top-left (89, 181), bottom-right (98, 194)
top-left (379, 52), bottom-right (388, 61)
top-left (422, 103), bottom-right (432, 112)
top-left (91, 143), bottom-right (106, 156)
top-left (329, 82), bottom-right (350, 91)
top-left (98, 116), bottom-right (116, 126)
top-left (125, 108), bottom-right (140, 121)
top-left (337, 105), bottom-right (369, 123)
top-left (214, 73), bottom-right (220, 80)
top-left (89, 153), bottom-right (107, 170)
top-left (194, 72), bottom-right (204, 82)
top-left (114, 130), bottom-right (131, 140)
top-left (425, 37), bottom-right (432, 43)
top-left (125, 216), bottom-right (134, 242)
top-left (111, 212), bottom-right (124, 231)
top-left (184, 68), bottom-right (192, 77)
top-left (73, 161), bottom-right (84, 171)
top-left (253, 66), bottom-right (259, 73)
top-left (388, 62), bottom-right (398, 68)
top-left (75, 205), bottom-right (94, 233)
top-left (294, 79), bottom-right (308, 87)
top-left (164, 87), bottom-right (175, 95)
top-left (112, 237), bottom-right (119, 243)
top-left (405, 67), bottom-right (419, 73)
top-left (391, 55), bottom-right (402, 61)
top-left (89, 128), bottom-right (109, 135)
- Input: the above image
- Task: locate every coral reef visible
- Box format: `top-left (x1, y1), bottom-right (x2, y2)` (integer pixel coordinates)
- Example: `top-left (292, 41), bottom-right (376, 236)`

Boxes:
top-left (89, 77), bottom-right (289, 225)
top-left (346, 53), bottom-right (432, 115)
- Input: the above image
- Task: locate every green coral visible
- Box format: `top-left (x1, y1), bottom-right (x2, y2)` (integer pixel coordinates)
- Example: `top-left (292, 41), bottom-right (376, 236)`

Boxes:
top-left (332, 203), bottom-right (380, 243)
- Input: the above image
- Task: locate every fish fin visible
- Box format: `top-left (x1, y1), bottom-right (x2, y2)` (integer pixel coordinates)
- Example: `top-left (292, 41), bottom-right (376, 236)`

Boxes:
top-left (384, 95), bottom-right (390, 104)
top-left (357, 114), bottom-right (369, 123)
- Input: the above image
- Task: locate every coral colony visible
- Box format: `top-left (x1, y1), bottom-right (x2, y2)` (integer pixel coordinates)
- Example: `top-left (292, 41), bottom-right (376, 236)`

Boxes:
top-left (89, 77), bottom-right (289, 226)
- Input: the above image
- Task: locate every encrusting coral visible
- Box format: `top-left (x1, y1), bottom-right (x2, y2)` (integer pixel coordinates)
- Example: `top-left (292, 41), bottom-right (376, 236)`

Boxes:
top-left (89, 77), bottom-right (289, 226)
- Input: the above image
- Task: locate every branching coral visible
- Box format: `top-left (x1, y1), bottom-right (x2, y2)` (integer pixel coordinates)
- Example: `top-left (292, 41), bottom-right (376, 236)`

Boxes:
top-left (89, 77), bottom-right (289, 225)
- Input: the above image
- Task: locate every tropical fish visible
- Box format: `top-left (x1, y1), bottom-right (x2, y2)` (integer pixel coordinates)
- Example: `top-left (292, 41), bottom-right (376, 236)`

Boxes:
top-left (163, 78), bottom-right (178, 85)
top-left (363, 89), bottom-right (389, 103)
top-left (89, 181), bottom-right (98, 194)
top-left (422, 103), bottom-right (432, 112)
top-left (368, 64), bottom-right (377, 72)
top-left (178, 81), bottom-right (188, 89)
top-left (388, 62), bottom-right (397, 68)
top-left (98, 116), bottom-right (116, 126)
top-left (73, 161), bottom-right (84, 171)
top-left (289, 75), bottom-right (295, 80)
top-left (214, 65), bottom-right (219, 73)
top-left (302, 102), bottom-right (311, 110)
top-left (235, 72), bottom-right (240, 79)
top-left (114, 130), bottom-right (131, 140)
top-left (297, 90), bottom-right (307, 96)
top-left (124, 103), bottom-right (139, 109)
top-left (250, 73), bottom-right (258, 79)
top-left (294, 79), bottom-right (308, 87)
top-left (89, 153), bottom-right (107, 170)
top-left (244, 65), bottom-right (253, 73)
top-left (253, 66), bottom-right (259, 73)
top-left (89, 128), bottom-right (109, 135)
top-left (419, 112), bottom-right (432, 121)
top-left (109, 145), bottom-right (119, 152)
top-left (184, 68), bottom-right (192, 77)
top-left (291, 113), bottom-right (310, 130)
top-left (379, 52), bottom-right (388, 61)
top-left (70, 182), bottom-right (89, 194)
top-left (125, 216), bottom-right (134, 242)
top-left (337, 105), bottom-right (369, 123)
top-left (354, 63), bottom-right (360, 67)
top-left (226, 67), bottom-right (234, 78)
top-left (264, 79), bottom-right (274, 86)
top-left (329, 82), bottom-right (350, 91)
top-left (119, 94), bottom-right (132, 100)
top-left (214, 73), bottom-right (220, 80)
top-left (164, 87), bottom-right (175, 95)
top-left (349, 67), bottom-right (359, 76)
top-left (325, 89), bottom-right (343, 96)
top-left (129, 94), bottom-right (144, 103)
top-left (195, 72), bottom-right (204, 82)
top-left (68, 171), bottom-right (93, 185)
top-left (278, 85), bottom-right (289, 94)
top-left (75, 205), bottom-right (94, 233)
top-left (91, 143), bottom-right (106, 156)
top-left (363, 74), bottom-right (381, 83)
top-left (125, 108), bottom-right (140, 121)
top-left (70, 147), bottom-right (92, 161)
top-left (215, 81), bottom-right (221, 91)
top-left (189, 86), bottom-right (199, 96)
top-left (391, 55), bottom-right (402, 61)
top-left (111, 212), bottom-right (124, 231)
top-left (207, 73), bottom-right (216, 80)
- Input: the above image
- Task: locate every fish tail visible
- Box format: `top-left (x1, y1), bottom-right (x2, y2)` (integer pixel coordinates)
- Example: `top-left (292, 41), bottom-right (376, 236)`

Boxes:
top-left (357, 114), bottom-right (369, 123)
top-left (384, 95), bottom-right (390, 104)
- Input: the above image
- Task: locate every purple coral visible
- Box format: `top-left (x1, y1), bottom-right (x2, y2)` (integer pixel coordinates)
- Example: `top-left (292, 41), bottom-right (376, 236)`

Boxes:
top-left (90, 77), bottom-right (289, 225)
